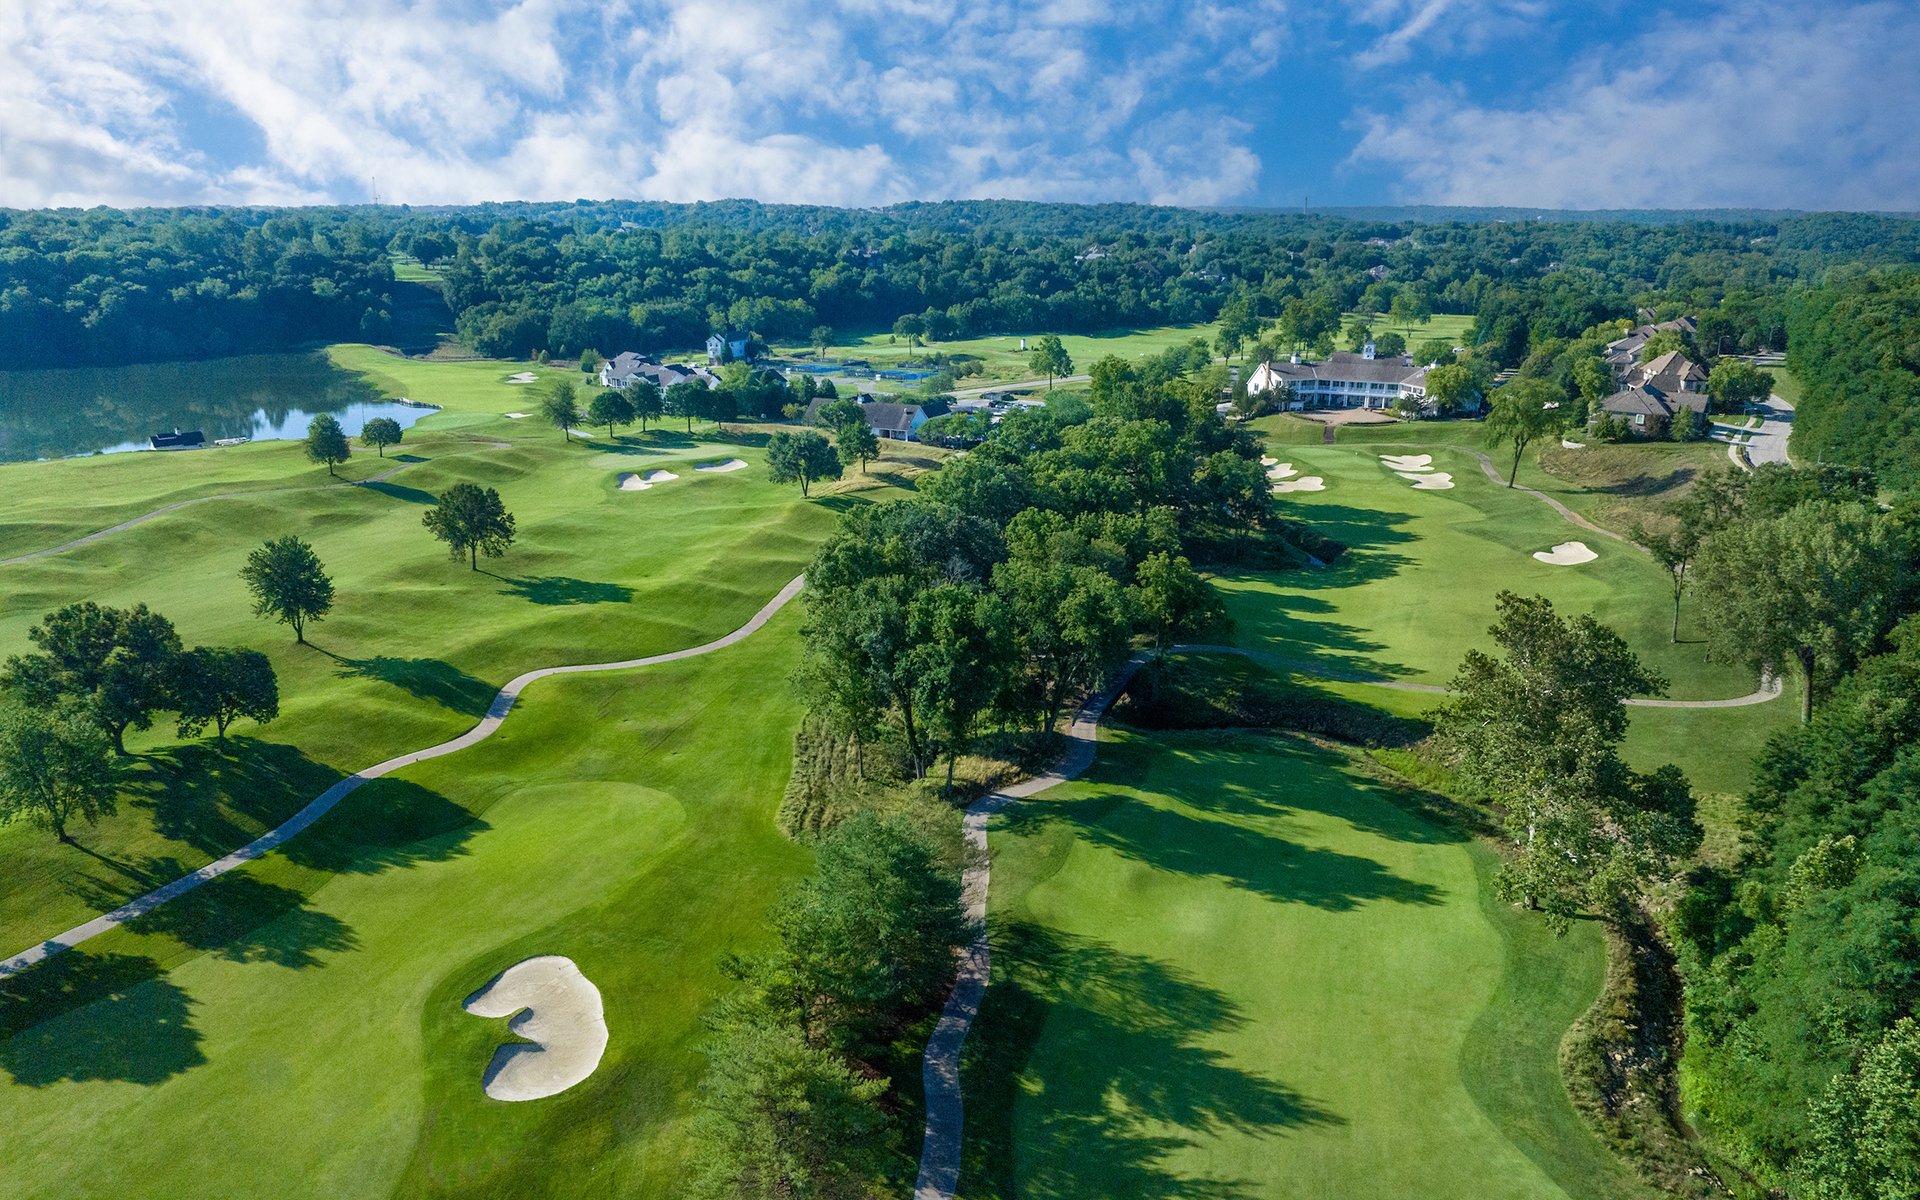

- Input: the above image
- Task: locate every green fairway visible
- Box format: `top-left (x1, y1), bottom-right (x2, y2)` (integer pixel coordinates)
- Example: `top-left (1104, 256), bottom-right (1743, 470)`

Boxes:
top-left (1223, 440), bottom-right (1758, 700)
top-left (0, 347), bottom-right (917, 954)
top-left (960, 726), bottom-right (1652, 1200)
top-left (0, 609), bottom-right (811, 1200)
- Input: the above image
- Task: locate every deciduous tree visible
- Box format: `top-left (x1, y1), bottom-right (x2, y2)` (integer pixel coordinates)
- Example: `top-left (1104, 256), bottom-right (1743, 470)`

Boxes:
top-left (587, 388), bottom-right (633, 439)
top-left (172, 647), bottom-right (279, 742)
top-left (1484, 378), bottom-right (1558, 486)
top-left (240, 534), bottom-right (334, 643)
top-left (423, 482), bottom-right (517, 570)
top-left (361, 416), bottom-right (403, 457)
top-left (540, 378), bottom-right (581, 441)
top-left (1028, 333), bottom-right (1073, 390)
top-left (0, 701), bottom-right (116, 841)
top-left (2, 602), bottom-right (182, 754)
top-left (305, 413), bottom-right (350, 475)
top-left (766, 430), bottom-right (843, 497)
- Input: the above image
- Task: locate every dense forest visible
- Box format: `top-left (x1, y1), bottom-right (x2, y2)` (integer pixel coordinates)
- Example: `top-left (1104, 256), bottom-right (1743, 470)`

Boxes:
top-left (1786, 270), bottom-right (1920, 491)
top-left (3, 201), bottom-right (1915, 370)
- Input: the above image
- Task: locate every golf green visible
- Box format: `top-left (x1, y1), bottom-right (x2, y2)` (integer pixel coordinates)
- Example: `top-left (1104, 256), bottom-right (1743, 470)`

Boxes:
top-left (960, 727), bottom-right (1654, 1200)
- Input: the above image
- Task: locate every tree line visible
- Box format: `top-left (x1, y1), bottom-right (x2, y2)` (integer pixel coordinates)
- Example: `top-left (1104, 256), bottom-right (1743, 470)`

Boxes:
top-left (8, 201), bottom-right (1912, 370)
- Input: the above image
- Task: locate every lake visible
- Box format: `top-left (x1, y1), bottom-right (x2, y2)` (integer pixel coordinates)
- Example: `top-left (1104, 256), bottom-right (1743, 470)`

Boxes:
top-left (0, 352), bottom-right (438, 463)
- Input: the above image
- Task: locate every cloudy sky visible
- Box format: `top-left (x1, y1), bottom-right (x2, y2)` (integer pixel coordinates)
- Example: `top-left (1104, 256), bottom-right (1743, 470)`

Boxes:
top-left (3, 0), bottom-right (1916, 212)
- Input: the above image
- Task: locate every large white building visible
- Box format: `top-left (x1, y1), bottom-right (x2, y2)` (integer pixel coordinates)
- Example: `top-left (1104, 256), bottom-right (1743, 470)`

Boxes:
top-left (1246, 344), bottom-right (1431, 410)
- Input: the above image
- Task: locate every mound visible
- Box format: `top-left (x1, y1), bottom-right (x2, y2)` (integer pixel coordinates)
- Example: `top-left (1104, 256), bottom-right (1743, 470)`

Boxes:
top-left (463, 956), bottom-right (609, 1102)
top-left (1533, 540), bottom-right (1597, 566)
top-left (1272, 476), bottom-right (1326, 493)
top-left (1399, 471), bottom-right (1455, 490)
top-left (694, 458), bottom-right (748, 473)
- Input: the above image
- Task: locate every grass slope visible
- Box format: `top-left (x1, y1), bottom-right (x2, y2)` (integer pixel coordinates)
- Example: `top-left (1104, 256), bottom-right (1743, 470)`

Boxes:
top-left (0, 349), bottom-right (907, 953)
top-left (0, 610), bottom-right (811, 1200)
top-left (960, 727), bottom-right (1647, 1200)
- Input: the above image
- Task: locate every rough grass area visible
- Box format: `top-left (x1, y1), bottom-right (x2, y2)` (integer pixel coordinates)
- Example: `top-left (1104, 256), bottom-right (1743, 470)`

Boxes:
top-left (960, 726), bottom-right (1645, 1199)
top-left (1527, 441), bottom-right (1734, 536)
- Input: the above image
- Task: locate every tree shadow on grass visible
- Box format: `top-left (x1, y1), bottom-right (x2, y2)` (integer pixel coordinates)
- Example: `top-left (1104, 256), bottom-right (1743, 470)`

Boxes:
top-left (358, 480), bottom-right (437, 505)
top-left (494, 575), bottom-right (634, 606)
top-left (0, 951), bottom-right (205, 1085)
top-left (277, 776), bottom-right (488, 877)
top-left (326, 652), bottom-right (497, 716)
top-left (87, 873), bottom-right (359, 969)
top-left (963, 923), bottom-right (1341, 1200)
top-left (1145, 735), bottom-right (1470, 848)
top-left (1005, 775), bottom-right (1443, 911)
top-left (128, 740), bottom-right (345, 863)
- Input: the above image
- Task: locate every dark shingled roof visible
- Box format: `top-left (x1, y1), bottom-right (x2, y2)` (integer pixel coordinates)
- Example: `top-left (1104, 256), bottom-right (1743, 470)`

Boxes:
top-left (1599, 384), bottom-right (1707, 420)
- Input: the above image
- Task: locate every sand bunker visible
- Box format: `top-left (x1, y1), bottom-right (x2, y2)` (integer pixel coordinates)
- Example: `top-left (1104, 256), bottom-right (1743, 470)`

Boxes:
top-left (1272, 476), bottom-right (1326, 493)
top-left (694, 458), bottom-right (748, 473)
top-left (1266, 462), bottom-right (1297, 480)
top-left (1398, 471), bottom-right (1456, 490)
top-left (1533, 540), bottom-right (1598, 566)
top-left (616, 473), bottom-right (653, 491)
top-left (504, 412), bottom-right (529, 419)
top-left (1260, 455), bottom-right (1278, 466)
top-left (506, 372), bottom-right (538, 384)
top-left (1380, 453), bottom-right (1433, 472)
top-left (463, 956), bottom-right (608, 1102)
top-left (642, 469), bottom-right (678, 483)
top-left (1561, 437), bottom-right (1587, 450)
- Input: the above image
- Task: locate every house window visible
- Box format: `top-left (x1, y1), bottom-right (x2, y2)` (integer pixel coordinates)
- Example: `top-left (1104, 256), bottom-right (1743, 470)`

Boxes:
top-left (1635, 414), bottom-right (1645, 426)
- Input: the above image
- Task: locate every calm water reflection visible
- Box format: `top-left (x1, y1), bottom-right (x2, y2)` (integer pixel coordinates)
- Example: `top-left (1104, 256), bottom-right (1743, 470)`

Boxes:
top-left (0, 352), bottom-right (438, 462)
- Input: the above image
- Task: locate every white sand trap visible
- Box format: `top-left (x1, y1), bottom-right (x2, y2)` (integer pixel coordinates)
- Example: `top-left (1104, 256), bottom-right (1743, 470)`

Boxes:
top-left (1561, 437), bottom-right (1587, 449)
top-left (463, 956), bottom-right (608, 1102)
top-left (616, 473), bottom-right (653, 491)
top-left (1272, 476), bottom-right (1325, 493)
top-left (506, 372), bottom-right (538, 384)
top-left (641, 469), bottom-right (678, 483)
top-left (694, 458), bottom-right (749, 473)
top-left (1533, 540), bottom-right (1598, 566)
top-left (504, 412), bottom-right (529, 419)
top-left (1399, 471), bottom-right (1455, 490)
top-left (1260, 455), bottom-right (1278, 466)
top-left (1266, 462), bottom-right (1297, 480)
top-left (1380, 453), bottom-right (1433, 472)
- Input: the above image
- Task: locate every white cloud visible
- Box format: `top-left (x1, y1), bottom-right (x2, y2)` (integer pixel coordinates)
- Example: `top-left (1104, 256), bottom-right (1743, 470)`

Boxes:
top-left (1346, 1), bottom-right (1920, 210)
top-left (0, 0), bottom-right (1280, 208)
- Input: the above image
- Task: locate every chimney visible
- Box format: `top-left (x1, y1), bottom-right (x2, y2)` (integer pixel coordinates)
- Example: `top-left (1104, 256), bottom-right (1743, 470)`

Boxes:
top-left (1363, 341), bottom-right (1376, 360)
top-left (1290, 353), bottom-right (1301, 365)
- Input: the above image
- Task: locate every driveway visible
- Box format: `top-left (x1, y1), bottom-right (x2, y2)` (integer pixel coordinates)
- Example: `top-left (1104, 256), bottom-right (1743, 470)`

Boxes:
top-left (1745, 393), bottom-right (1794, 466)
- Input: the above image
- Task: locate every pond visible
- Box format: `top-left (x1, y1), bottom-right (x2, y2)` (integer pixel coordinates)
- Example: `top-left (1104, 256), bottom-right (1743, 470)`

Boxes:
top-left (0, 352), bottom-right (438, 463)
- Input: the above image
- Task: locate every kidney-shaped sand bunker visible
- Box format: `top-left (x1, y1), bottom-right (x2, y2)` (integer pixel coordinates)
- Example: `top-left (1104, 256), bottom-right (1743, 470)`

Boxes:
top-left (463, 955), bottom-right (609, 1101)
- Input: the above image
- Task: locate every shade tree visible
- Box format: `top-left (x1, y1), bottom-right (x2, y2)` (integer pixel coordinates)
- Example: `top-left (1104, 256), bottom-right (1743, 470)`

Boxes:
top-left (240, 534), bottom-right (334, 643)
top-left (1028, 333), bottom-right (1073, 389)
top-left (305, 413), bottom-right (351, 475)
top-left (766, 430), bottom-right (843, 498)
top-left (0, 701), bottom-right (116, 842)
top-left (540, 378), bottom-right (582, 441)
top-left (587, 388), bottom-right (633, 439)
top-left (2, 601), bottom-right (183, 754)
top-left (423, 482), bottom-right (517, 570)
top-left (360, 416), bottom-right (404, 457)
top-left (1484, 378), bottom-right (1558, 486)
top-left (171, 647), bottom-right (279, 742)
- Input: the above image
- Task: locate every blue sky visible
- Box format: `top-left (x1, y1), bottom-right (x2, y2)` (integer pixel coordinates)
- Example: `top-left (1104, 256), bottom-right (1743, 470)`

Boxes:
top-left (2, 0), bottom-right (1916, 212)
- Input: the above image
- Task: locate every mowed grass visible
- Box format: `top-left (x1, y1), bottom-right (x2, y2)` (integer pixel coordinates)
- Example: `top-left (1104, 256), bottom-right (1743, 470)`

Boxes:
top-left (960, 727), bottom-right (1652, 1200)
top-left (0, 610), bottom-right (812, 1200)
top-left (767, 323), bottom-right (1224, 386)
top-left (1223, 440), bottom-right (1758, 700)
top-left (0, 350), bottom-right (904, 954)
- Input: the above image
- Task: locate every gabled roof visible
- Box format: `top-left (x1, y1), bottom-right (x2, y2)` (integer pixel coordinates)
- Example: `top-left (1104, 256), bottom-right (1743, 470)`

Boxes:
top-left (1257, 352), bottom-right (1427, 387)
top-left (1599, 383), bottom-right (1707, 419)
top-left (1635, 349), bottom-right (1707, 383)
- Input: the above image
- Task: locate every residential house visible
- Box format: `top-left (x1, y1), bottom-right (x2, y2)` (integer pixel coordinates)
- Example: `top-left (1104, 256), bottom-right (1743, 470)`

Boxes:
top-left (1245, 344), bottom-right (1431, 410)
top-left (804, 394), bottom-right (950, 441)
top-left (600, 352), bottom-right (718, 391)
top-left (1626, 349), bottom-right (1708, 396)
top-left (705, 330), bottom-right (752, 364)
top-left (1603, 316), bottom-right (1698, 378)
top-left (1596, 380), bottom-right (1707, 437)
